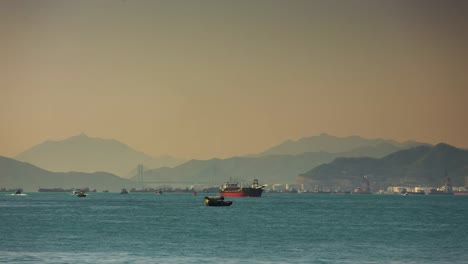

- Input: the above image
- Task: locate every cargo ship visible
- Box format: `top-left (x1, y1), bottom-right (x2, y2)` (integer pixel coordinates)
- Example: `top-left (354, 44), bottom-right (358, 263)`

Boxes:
top-left (219, 179), bottom-right (265, 197)
top-left (428, 173), bottom-right (454, 195)
top-left (351, 176), bottom-right (372, 194)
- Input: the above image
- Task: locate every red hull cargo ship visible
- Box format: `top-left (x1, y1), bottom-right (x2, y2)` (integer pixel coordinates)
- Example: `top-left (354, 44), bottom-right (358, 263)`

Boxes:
top-left (219, 179), bottom-right (265, 197)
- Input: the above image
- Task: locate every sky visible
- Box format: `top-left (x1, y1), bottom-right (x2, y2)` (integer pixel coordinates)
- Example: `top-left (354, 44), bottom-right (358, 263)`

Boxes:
top-left (1, 0), bottom-right (467, 160)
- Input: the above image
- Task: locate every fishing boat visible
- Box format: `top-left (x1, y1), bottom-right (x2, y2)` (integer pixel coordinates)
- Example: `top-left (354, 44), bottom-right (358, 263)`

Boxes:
top-left (75, 191), bottom-right (86, 197)
top-left (11, 189), bottom-right (27, 196)
top-left (204, 196), bottom-right (232, 206)
top-left (219, 179), bottom-right (265, 197)
top-left (73, 188), bottom-right (91, 194)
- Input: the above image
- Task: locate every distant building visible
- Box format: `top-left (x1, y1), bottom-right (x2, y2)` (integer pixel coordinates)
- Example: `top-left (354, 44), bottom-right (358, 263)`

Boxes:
top-left (388, 186), bottom-right (409, 193)
top-left (415, 187), bottom-right (433, 193)
top-left (387, 186), bottom-right (433, 194)
top-left (271, 184), bottom-right (285, 192)
top-left (287, 184), bottom-right (301, 191)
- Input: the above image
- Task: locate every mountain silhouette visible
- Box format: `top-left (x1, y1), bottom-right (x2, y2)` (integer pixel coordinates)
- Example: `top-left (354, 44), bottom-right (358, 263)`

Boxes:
top-left (134, 152), bottom-right (339, 185)
top-left (258, 133), bottom-right (424, 156)
top-left (0, 156), bottom-right (133, 192)
top-left (297, 143), bottom-right (468, 190)
top-left (136, 141), bottom-right (424, 184)
top-left (15, 133), bottom-right (184, 177)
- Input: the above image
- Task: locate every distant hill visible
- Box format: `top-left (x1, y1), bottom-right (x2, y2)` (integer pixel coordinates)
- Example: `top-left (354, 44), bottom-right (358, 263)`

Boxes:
top-left (136, 142), bottom-right (420, 185)
top-left (134, 152), bottom-right (337, 185)
top-left (258, 133), bottom-right (424, 156)
top-left (296, 143), bottom-right (468, 190)
top-left (15, 134), bottom-right (185, 178)
top-left (0, 156), bottom-right (134, 192)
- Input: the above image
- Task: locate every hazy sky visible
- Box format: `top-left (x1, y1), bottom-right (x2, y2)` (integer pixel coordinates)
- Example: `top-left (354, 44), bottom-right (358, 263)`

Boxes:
top-left (1, 0), bottom-right (467, 159)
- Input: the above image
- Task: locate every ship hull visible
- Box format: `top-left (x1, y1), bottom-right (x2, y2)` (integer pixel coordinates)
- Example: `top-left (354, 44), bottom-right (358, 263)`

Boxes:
top-left (407, 191), bottom-right (425, 195)
top-left (220, 188), bottom-right (263, 197)
top-left (428, 188), bottom-right (453, 195)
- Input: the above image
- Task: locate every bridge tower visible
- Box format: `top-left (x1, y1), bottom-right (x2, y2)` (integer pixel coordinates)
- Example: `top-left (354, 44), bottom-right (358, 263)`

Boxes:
top-left (138, 164), bottom-right (144, 189)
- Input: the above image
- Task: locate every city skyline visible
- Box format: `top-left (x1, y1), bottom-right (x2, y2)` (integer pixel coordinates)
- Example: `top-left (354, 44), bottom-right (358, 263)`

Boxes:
top-left (1, 0), bottom-right (467, 160)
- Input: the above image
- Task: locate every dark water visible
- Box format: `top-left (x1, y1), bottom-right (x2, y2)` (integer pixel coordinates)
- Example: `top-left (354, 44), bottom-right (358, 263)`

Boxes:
top-left (1, 193), bottom-right (467, 263)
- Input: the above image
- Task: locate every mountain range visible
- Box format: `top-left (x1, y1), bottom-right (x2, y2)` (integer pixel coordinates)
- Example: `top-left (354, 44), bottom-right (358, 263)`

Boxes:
top-left (296, 143), bottom-right (468, 190)
top-left (15, 133), bottom-right (185, 178)
top-left (2, 133), bottom-right (450, 190)
top-left (136, 135), bottom-right (427, 184)
top-left (257, 133), bottom-right (424, 156)
top-left (0, 156), bottom-right (133, 192)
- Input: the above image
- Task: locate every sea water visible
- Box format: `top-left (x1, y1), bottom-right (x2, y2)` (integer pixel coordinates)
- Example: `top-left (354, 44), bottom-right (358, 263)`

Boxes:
top-left (1, 193), bottom-right (467, 263)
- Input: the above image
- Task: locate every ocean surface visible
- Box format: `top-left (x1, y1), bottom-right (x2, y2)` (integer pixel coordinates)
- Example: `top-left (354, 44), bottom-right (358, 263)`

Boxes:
top-left (1, 192), bottom-right (467, 263)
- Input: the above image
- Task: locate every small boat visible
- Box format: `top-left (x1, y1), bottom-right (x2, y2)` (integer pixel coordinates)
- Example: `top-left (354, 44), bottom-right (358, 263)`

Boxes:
top-left (155, 190), bottom-right (162, 195)
top-left (204, 196), bottom-right (233, 206)
top-left (120, 188), bottom-right (128, 194)
top-left (76, 191), bottom-right (86, 197)
top-left (10, 188), bottom-right (26, 196)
